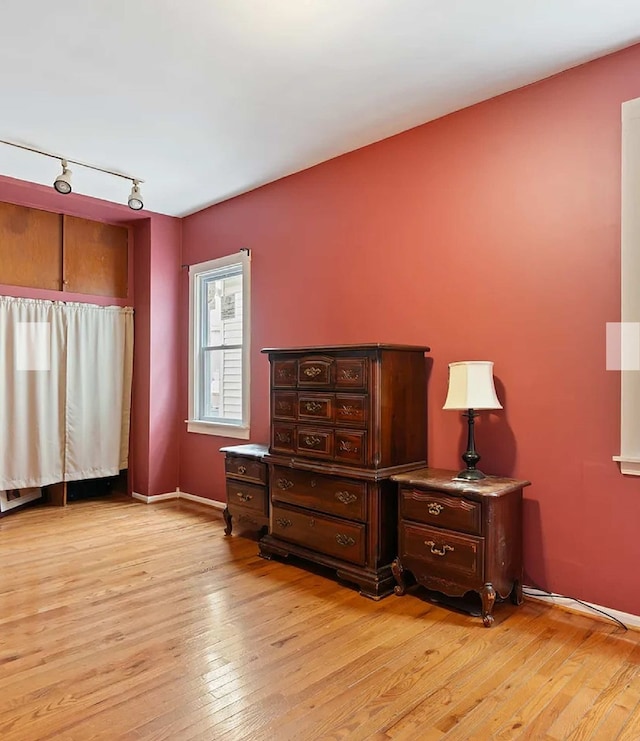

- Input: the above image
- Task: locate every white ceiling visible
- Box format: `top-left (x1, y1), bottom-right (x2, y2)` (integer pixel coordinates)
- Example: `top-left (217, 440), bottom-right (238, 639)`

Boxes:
top-left (1, 1), bottom-right (640, 217)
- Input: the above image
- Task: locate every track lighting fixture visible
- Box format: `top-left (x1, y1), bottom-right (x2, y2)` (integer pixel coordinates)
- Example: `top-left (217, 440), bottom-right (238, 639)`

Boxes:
top-left (53, 160), bottom-right (72, 194)
top-left (0, 138), bottom-right (145, 210)
top-left (127, 180), bottom-right (143, 211)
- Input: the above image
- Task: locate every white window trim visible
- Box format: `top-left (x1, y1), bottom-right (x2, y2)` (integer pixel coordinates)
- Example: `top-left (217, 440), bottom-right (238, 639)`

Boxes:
top-left (187, 250), bottom-right (251, 439)
top-left (613, 98), bottom-right (640, 474)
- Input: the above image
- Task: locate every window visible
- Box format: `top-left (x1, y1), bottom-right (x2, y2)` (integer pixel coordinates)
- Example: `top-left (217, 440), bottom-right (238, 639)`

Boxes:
top-left (613, 97), bottom-right (640, 475)
top-left (188, 251), bottom-right (251, 438)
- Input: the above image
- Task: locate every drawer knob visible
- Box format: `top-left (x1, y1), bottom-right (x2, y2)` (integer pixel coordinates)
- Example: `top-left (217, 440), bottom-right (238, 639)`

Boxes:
top-left (237, 465), bottom-right (247, 475)
top-left (277, 478), bottom-right (294, 490)
top-left (304, 366), bottom-right (322, 378)
top-left (303, 435), bottom-right (322, 447)
top-left (276, 517), bottom-right (292, 528)
top-left (335, 491), bottom-right (357, 505)
top-left (304, 401), bottom-right (322, 412)
top-left (235, 491), bottom-right (253, 502)
top-left (425, 540), bottom-right (454, 557)
top-left (335, 533), bottom-right (356, 547)
top-left (427, 503), bottom-right (444, 516)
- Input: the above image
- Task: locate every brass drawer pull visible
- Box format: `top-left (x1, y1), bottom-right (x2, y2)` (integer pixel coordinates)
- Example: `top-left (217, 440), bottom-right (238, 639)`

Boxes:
top-left (235, 492), bottom-right (253, 502)
top-left (427, 503), bottom-right (444, 516)
top-left (335, 533), bottom-right (356, 547)
top-left (304, 366), bottom-right (322, 378)
top-left (304, 401), bottom-right (323, 412)
top-left (339, 405), bottom-right (356, 415)
top-left (303, 435), bottom-right (322, 447)
top-left (277, 478), bottom-right (294, 490)
top-left (275, 431), bottom-right (291, 443)
top-left (276, 517), bottom-right (292, 528)
top-left (339, 440), bottom-right (358, 453)
top-left (237, 465), bottom-right (247, 475)
top-left (335, 491), bottom-right (357, 505)
top-left (425, 540), bottom-right (454, 557)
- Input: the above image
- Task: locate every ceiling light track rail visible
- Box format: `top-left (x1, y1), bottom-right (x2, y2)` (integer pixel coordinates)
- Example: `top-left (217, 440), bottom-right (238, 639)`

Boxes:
top-left (0, 137), bottom-right (145, 210)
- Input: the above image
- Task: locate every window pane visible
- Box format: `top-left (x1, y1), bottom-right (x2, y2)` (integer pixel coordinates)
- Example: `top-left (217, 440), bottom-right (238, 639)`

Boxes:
top-left (204, 272), bottom-right (243, 348)
top-left (202, 347), bottom-right (243, 422)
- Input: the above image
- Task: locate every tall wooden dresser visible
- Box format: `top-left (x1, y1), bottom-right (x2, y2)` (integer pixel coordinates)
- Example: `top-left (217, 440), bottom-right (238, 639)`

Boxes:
top-left (258, 344), bottom-right (429, 599)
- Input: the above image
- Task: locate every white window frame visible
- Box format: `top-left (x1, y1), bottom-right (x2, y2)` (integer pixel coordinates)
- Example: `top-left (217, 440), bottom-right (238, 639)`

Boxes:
top-left (613, 98), bottom-right (640, 474)
top-left (187, 250), bottom-right (251, 438)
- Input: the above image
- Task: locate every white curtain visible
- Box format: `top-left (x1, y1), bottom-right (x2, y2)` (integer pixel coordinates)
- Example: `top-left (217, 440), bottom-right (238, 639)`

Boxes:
top-left (0, 297), bottom-right (66, 489)
top-left (0, 296), bottom-right (133, 490)
top-left (64, 303), bottom-right (134, 482)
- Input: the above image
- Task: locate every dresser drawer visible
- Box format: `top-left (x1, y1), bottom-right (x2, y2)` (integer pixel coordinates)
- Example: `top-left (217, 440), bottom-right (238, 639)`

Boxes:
top-left (297, 427), bottom-right (333, 458)
top-left (272, 391), bottom-right (297, 421)
top-left (272, 359), bottom-right (297, 388)
top-left (400, 487), bottom-right (481, 535)
top-left (335, 431), bottom-right (367, 465)
top-left (335, 358), bottom-right (368, 390)
top-left (298, 356), bottom-right (333, 387)
top-left (401, 522), bottom-right (484, 586)
top-left (271, 423), bottom-right (296, 454)
top-left (225, 481), bottom-right (268, 515)
top-left (225, 455), bottom-right (267, 485)
top-left (335, 394), bottom-right (367, 427)
top-left (271, 504), bottom-right (366, 565)
top-left (298, 393), bottom-right (334, 423)
top-left (270, 466), bottom-right (367, 521)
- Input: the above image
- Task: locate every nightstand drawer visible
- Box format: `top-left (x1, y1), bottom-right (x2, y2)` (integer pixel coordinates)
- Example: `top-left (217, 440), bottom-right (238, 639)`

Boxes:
top-left (401, 522), bottom-right (484, 585)
top-left (400, 487), bottom-right (481, 535)
top-left (225, 482), bottom-right (268, 515)
top-left (271, 466), bottom-right (367, 521)
top-left (271, 504), bottom-right (366, 565)
top-left (225, 455), bottom-right (267, 485)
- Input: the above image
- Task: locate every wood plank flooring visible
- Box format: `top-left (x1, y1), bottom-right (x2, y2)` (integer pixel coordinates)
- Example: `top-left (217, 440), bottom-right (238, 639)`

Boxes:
top-left (0, 494), bottom-right (639, 740)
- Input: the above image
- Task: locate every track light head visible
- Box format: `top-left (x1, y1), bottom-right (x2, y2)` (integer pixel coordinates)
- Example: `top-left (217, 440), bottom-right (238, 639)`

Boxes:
top-left (128, 180), bottom-right (143, 210)
top-left (53, 160), bottom-right (72, 194)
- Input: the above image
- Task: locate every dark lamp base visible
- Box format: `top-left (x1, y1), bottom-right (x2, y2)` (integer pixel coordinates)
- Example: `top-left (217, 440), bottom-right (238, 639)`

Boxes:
top-left (455, 468), bottom-right (487, 481)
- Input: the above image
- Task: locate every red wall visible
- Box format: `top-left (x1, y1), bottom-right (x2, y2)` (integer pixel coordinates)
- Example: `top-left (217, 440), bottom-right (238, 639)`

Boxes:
top-left (181, 43), bottom-right (640, 616)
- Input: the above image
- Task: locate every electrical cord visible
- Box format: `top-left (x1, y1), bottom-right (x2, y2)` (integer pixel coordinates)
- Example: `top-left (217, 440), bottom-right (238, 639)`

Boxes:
top-left (524, 583), bottom-right (628, 631)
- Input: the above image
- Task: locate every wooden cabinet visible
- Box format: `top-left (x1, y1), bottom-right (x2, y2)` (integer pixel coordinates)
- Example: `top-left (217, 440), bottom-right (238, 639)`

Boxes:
top-left (220, 444), bottom-right (269, 537)
top-left (0, 202), bottom-right (129, 298)
top-left (259, 344), bottom-right (429, 599)
top-left (391, 468), bottom-right (530, 626)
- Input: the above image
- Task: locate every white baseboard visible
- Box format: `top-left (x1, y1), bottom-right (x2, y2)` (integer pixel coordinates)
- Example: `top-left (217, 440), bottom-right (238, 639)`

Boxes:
top-left (525, 589), bottom-right (640, 631)
top-left (131, 489), bottom-right (224, 510)
top-left (178, 490), bottom-right (225, 510)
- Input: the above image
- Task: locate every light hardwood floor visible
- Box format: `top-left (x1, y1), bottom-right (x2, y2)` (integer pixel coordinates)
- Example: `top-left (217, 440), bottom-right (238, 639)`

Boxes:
top-left (1, 494), bottom-right (639, 741)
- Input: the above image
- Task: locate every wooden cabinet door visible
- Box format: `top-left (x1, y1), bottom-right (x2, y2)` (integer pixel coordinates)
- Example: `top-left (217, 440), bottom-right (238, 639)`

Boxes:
top-left (0, 202), bottom-right (62, 290)
top-left (63, 215), bottom-right (128, 298)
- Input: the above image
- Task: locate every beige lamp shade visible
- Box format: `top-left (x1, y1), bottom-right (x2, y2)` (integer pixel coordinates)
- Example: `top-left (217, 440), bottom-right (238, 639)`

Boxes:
top-left (442, 361), bottom-right (503, 411)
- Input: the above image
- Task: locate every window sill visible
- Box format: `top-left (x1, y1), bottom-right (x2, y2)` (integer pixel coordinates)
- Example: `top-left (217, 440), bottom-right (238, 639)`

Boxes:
top-left (186, 420), bottom-right (250, 439)
top-left (612, 456), bottom-right (640, 476)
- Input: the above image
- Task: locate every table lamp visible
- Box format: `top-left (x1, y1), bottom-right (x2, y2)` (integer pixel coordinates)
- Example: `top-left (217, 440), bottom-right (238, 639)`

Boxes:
top-left (443, 361), bottom-right (502, 480)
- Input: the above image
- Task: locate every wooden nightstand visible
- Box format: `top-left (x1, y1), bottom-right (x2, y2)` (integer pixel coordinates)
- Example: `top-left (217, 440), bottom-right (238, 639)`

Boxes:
top-left (220, 444), bottom-right (269, 537)
top-left (391, 468), bottom-right (530, 626)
